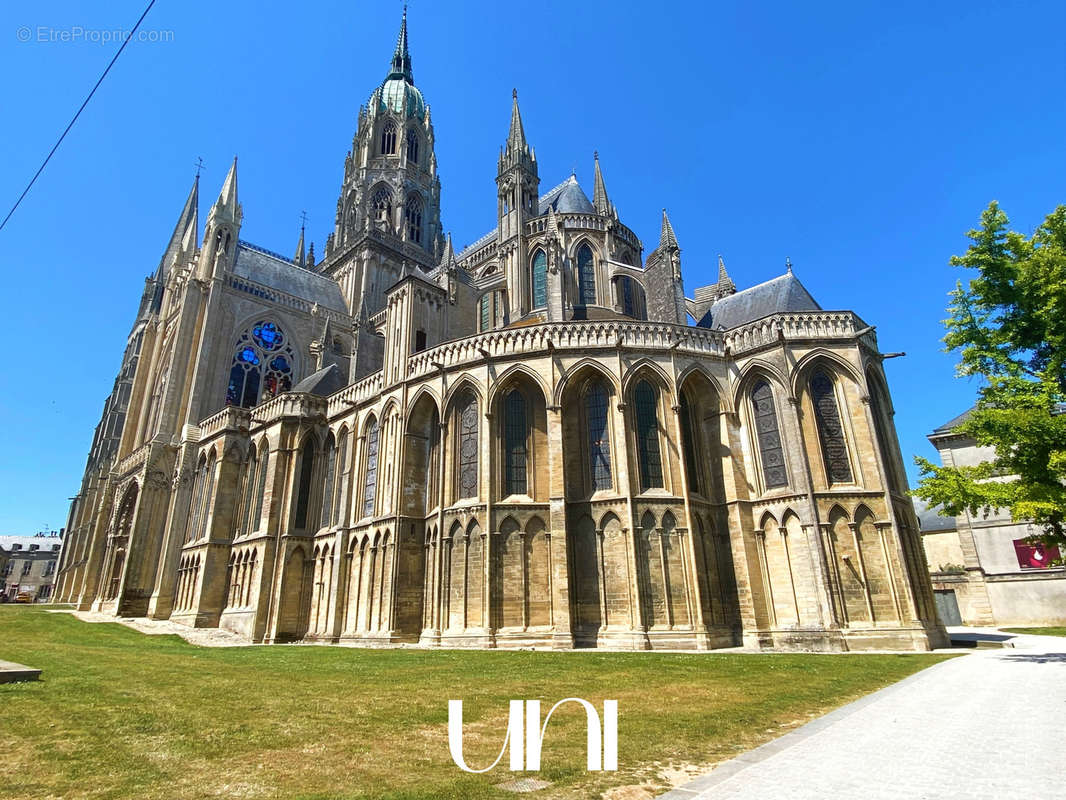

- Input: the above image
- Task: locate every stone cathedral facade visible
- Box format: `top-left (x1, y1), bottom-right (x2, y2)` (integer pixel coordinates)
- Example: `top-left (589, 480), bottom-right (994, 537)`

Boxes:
top-left (54, 12), bottom-right (946, 652)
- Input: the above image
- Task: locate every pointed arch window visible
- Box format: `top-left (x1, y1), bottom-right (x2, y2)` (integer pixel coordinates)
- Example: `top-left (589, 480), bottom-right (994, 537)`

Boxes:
top-left (334, 430), bottom-right (349, 525)
top-left (236, 447), bottom-right (257, 537)
top-left (504, 389), bottom-right (528, 496)
top-left (531, 249), bottom-right (547, 309)
top-left (225, 321), bottom-right (295, 408)
top-left (577, 243), bottom-right (596, 306)
top-left (810, 370), bottom-right (853, 484)
top-left (634, 380), bottom-right (664, 490)
top-left (752, 380), bottom-right (787, 489)
top-left (363, 419), bottom-right (379, 518)
top-left (371, 186), bottom-right (393, 228)
top-left (479, 293), bottom-right (492, 331)
top-left (380, 122), bottom-right (397, 154)
top-left (252, 445), bottom-right (269, 534)
top-left (320, 435), bottom-right (337, 528)
top-left (586, 381), bottom-right (612, 491)
top-left (294, 439), bottom-right (316, 530)
top-left (458, 393), bottom-right (479, 499)
top-left (621, 276), bottom-right (635, 317)
top-left (679, 392), bottom-right (702, 494)
top-left (405, 193), bottom-right (424, 244)
top-left (405, 128), bottom-right (420, 164)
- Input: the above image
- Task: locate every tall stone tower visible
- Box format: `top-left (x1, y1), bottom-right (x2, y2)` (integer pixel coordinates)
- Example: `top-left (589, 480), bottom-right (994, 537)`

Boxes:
top-left (496, 91), bottom-right (540, 320)
top-left (324, 6), bottom-right (442, 350)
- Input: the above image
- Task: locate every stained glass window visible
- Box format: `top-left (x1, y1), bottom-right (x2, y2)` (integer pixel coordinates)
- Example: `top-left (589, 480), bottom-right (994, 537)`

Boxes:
top-left (752, 381), bottom-right (787, 489)
top-left (577, 244), bottom-right (596, 306)
top-left (531, 250), bottom-right (547, 309)
top-left (586, 382), bottom-right (612, 491)
top-left (504, 390), bottom-right (528, 495)
top-left (634, 381), bottom-right (664, 489)
top-left (294, 440), bottom-right (315, 529)
top-left (363, 419), bottom-right (379, 518)
top-left (810, 371), bottom-right (853, 484)
top-left (225, 323), bottom-right (296, 408)
top-left (680, 392), bottom-right (701, 494)
top-left (479, 293), bottom-right (491, 332)
top-left (238, 448), bottom-right (257, 537)
top-left (458, 394), bottom-right (478, 499)
top-left (621, 276), bottom-right (635, 317)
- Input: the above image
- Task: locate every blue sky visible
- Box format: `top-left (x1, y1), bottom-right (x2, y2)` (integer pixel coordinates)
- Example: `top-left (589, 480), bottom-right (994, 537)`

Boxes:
top-left (0, 1), bottom-right (1063, 533)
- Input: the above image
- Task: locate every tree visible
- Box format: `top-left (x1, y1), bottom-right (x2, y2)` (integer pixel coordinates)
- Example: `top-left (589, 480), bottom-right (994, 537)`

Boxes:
top-left (914, 201), bottom-right (1066, 548)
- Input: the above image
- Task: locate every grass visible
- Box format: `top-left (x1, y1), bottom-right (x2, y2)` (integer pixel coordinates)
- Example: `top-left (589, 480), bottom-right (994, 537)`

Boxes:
top-left (0, 606), bottom-right (951, 800)
top-left (1000, 626), bottom-right (1066, 637)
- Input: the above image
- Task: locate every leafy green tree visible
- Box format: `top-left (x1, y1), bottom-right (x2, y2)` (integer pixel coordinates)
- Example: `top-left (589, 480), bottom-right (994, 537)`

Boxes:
top-left (914, 202), bottom-right (1066, 547)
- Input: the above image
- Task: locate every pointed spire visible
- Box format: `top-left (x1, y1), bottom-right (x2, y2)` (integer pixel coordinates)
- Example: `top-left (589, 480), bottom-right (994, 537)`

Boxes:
top-left (592, 151), bottom-right (611, 216)
top-left (306, 242), bottom-right (315, 269)
top-left (659, 208), bottom-right (679, 251)
top-left (214, 156), bottom-right (239, 218)
top-left (717, 255), bottom-right (729, 284)
top-left (439, 231), bottom-right (456, 268)
top-left (387, 4), bottom-right (414, 84)
top-left (507, 89), bottom-right (528, 153)
top-left (158, 173), bottom-right (199, 277)
top-left (293, 223), bottom-right (306, 267)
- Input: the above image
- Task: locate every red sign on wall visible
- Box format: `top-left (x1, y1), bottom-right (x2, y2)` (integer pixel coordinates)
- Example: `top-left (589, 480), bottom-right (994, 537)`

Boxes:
top-left (1013, 539), bottom-right (1061, 569)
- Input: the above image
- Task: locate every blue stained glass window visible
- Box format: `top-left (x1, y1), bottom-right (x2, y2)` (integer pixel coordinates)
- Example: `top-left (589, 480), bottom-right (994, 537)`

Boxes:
top-left (531, 250), bottom-right (547, 309)
top-left (226, 321), bottom-right (295, 408)
top-left (634, 381), bottom-right (664, 490)
top-left (577, 244), bottom-right (596, 306)
top-left (586, 382), bottom-right (612, 491)
top-left (253, 322), bottom-right (283, 350)
top-left (504, 390), bottom-right (528, 496)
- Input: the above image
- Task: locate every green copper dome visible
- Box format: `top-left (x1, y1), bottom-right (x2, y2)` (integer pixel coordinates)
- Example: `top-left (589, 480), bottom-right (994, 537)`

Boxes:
top-left (373, 78), bottom-right (425, 119)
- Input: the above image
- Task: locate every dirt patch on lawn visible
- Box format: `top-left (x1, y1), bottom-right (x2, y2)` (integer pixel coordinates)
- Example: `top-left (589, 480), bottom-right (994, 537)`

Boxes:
top-left (49, 609), bottom-right (255, 647)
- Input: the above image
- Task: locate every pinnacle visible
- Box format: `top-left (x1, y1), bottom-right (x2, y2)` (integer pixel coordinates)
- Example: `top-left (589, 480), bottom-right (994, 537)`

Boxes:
top-left (507, 90), bottom-right (527, 153)
top-left (659, 208), bottom-right (679, 251)
top-left (388, 4), bottom-right (414, 84)
top-left (593, 151), bottom-right (610, 216)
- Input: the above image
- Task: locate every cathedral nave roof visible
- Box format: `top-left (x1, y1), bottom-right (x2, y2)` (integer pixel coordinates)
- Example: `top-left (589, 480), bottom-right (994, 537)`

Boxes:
top-left (232, 241), bottom-right (348, 314)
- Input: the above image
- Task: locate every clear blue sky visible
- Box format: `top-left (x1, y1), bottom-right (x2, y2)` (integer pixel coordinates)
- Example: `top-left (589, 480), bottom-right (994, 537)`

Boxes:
top-left (0, 1), bottom-right (1063, 533)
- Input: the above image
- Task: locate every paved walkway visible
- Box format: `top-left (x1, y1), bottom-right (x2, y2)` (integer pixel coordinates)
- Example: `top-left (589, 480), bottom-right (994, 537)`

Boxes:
top-left (660, 629), bottom-right (1065, 799)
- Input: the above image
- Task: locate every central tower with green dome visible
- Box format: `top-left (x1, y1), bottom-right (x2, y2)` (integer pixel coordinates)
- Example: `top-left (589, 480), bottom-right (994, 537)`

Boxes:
top-left (323, 7), bottom-right (442, 341)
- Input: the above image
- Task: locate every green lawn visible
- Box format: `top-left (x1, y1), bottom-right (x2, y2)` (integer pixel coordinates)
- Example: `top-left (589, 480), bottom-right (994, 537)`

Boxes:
top-left (0, 606), bottom-right (950, 800)
top-left (1001, 626), bottom-right (1066, 637)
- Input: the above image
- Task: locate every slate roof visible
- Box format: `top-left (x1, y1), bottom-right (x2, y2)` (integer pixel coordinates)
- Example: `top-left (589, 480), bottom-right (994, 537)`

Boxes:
top-left (912, 498), bottom-right (957, 533)
top-left (232, 241), bottom-right (348, 314)
top-left (932, 407), bottom-right (975, 435)
top-left (292, 364), bottom-right (346, 397)
top-left (697, 271), bottom-right (821, 330)
top-left (537, 175), bottom-right (595, 215)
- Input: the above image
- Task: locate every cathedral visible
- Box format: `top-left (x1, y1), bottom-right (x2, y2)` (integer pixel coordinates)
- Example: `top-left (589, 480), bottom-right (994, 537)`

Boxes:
top-left (54, 11), bottom-right (947, 652)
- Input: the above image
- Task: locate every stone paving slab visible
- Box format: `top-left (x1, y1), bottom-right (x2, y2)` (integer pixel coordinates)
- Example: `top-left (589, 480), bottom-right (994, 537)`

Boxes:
top-left (0, 659), bottom-right (41, 683)
top-left (659, 629), bottom-right (1065, 799)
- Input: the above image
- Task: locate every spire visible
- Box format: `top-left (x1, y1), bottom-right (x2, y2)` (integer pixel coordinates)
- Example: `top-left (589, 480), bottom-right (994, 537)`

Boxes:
top-left (659, 208), bottom-right (679, 251)
top-left (214, 157), bottom-right (239, 219)
top-left (507, 89), bottom-right (528, 154)
top-left (592, 151), bottom-right (611, 216)
top-left (717, 255), bottom-right (729, 284)
top-left (546, 206), bottom-right (560, 240)
top-left (439, 231), bottom-right (456, 269)
top-left (387, 4), bottom-right (414, 84)
top-left (293, 223), bottom-right (306, 267)
top-left (716, 254), bottom-right (735, 296)
top-left (157, 173), bottom-right (199, 278)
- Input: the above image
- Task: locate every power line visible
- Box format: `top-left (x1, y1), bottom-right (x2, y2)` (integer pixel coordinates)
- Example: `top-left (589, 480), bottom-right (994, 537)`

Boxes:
top-left (0, 0), bottom-right (159, 234)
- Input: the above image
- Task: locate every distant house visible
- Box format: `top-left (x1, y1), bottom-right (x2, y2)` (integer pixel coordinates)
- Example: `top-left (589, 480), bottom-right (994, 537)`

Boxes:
top-left (916, 408), bottom-right (1066, 626)
top-left (0, 534), bottom-right (63, 602)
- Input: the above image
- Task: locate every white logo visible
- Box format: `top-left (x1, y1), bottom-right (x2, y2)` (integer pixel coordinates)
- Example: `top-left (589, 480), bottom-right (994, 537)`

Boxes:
top-left (448, 698), bottom-right (618, 773)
